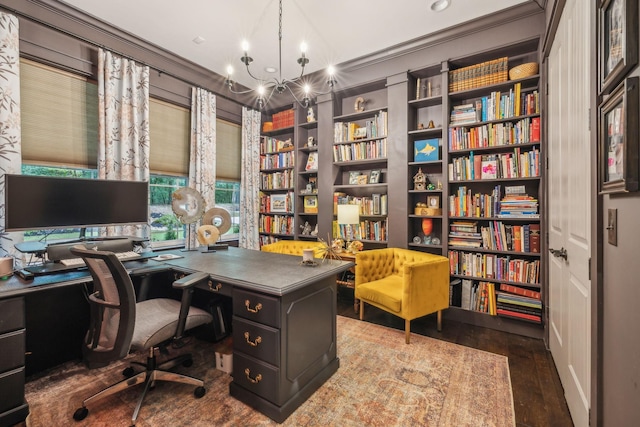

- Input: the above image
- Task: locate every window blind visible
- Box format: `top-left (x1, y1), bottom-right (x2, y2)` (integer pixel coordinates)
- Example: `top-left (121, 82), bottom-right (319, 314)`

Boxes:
top-left (149, 98), bottom-right (190, 175)
top-left (216, 119), bottom-right (241, 180)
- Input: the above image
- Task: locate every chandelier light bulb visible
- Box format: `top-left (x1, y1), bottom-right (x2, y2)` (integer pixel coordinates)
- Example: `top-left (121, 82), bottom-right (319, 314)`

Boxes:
top-left (257, 85), bottom-right (265, 96)
top-left (241, 40), bottom-right (249, 53)
top-left (304, 84), bottom-right (310, 94)
top-left (300, 42), bottom-right (308, 55)
top-left (226, 65), bottom-right (234, 76)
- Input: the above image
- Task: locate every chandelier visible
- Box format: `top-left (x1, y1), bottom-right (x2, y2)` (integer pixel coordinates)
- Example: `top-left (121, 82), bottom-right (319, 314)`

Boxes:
top-left (225, 0), bottom-right (336, 110)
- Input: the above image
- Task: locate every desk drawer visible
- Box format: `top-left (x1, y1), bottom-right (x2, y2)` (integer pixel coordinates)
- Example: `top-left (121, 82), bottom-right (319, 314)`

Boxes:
top-left (0, 367), bottom-right (25, 413)
top-left (0, 330), bottom-right (24, 372)
top-left (232, 288), bottom-right (280, 328)
top-left (196, 279), bottom-right (232, 298)
top-left (233, 317), bottom-right (279, 366)
top-left (0, 298), bottom-right (24, 334)
top-left (232, 352), bottom-right (279, 404)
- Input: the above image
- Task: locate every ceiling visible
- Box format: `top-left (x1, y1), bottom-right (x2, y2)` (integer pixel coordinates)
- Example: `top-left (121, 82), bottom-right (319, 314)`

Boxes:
top-left (60, 0), bottom-right (531, 91)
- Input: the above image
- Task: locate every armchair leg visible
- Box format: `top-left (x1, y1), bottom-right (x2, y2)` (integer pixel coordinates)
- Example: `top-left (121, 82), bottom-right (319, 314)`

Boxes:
top-left (437, 310), bottom-right (442, 332)
top-left (359, 301), bottom-right (364, 320)
top-left (405, 319), bottom-right (411, 344)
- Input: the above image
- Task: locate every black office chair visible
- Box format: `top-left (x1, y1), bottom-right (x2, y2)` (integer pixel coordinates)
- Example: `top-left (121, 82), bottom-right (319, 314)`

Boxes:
top-left (70, 245), bottom-right (213, 426)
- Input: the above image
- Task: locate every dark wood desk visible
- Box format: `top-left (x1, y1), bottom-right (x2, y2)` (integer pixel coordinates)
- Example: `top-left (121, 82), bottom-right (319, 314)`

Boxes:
top-left (0, 247), bottom-right (352, 425)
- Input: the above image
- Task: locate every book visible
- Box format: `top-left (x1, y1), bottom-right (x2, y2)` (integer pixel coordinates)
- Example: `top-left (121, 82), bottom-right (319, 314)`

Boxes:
top-left (449, 279), bottom-right (462, 307)
top-left (496, 308), bottom-right (542, 323)
top-left (305, 152), bottom-right (318, 171)
top-left (414, 139), bottom-right (440, 162)
top-left (499, 283), bottom-right (541, 300)
top-left (530, 117), bottom-right (540, 142)
top-left (529, 224), bottom-right (540, 252)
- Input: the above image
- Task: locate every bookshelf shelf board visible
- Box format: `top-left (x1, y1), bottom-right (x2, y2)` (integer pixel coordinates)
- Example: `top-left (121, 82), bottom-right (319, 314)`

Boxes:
top-left (408, 189), bottom-right (444, 194)
top-left (333, 135), bottom-right (388, 145)
top-left (409, 95), bottom-right (443, 108)
top-left (260, 166), bottom-right (295, 173)
top-left (261, 211), bottom-right (294, 216)
top-left (259, 232), bottom-right (295, 237)
top-left (408, 160), bottom-right (443, 167)
top-left (298, 212), bottom-right (318, 216)
top-left (448, 74), bottom-right (540, 101)
top-left (298, 146), bottom-right (318, 153)
top-left (259, 187), bottom-right (295, 192)
top-left (333, 158), bottom-right (388, 167)
top-left (298, 235), bottom-right (318, 240)
top-left (449, 113), bottom-right (541, 130)
top-left (261, 147), bottom-right (294, 156)
top-left (300, 169), bottom-right (318, 175)
top-left (448, 141), bottom-right (541, 155)
top-left (450, 274), bottom-right (541, 289)
top-left (333, 107), bottom-right (388, 122)
top-left (408, 128), bottom-right (443, 137)
top-left (443, 307), bottom-right (544, 338)
top-left (298, 121), bottom-right (317, 129)
top-left (449, 216), bottom-right (540, 222)
top-left (334, 183), bottom-right (388, 191)
top-left (359, 214), bottom-right (388, 219)
top-left (360, 239), bottom-right (388, 244)
top-left (262, 125), bottom-right (295, 136)
top-left (448, 246), bottom-right (542, 257)
top-left (408, 242), bottom-right (443, 249)
top-left (448, 176), bottom-right (540, 184)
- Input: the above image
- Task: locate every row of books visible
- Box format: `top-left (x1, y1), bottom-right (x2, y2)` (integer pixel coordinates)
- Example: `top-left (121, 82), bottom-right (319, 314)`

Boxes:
top-left (448, 116), bottom-right (541, 151)
top-left (468, 85), bottom-right (540, 123)
top-left (260, 169), bottom-right (294, 190)
top-left (332, 139), bottom-right (387, 162)
top-left (334, 194), bottom-right (388, 216)
top-left (480, 222), bottom-right (541, 253)
top-left (260, 136), bottom-right (293, 154)
top-left (457, 279), bottom-right (542, 323)
top-left (448, 148), bottom-right (540, 181)
top-left (448, 185), bottom-right (502, 218)
top-left (448, 57), bottom-right (509, 93)
top-left (260, 151), bottom-right (295, 170)
top-left (258, 214), bottom-right (294, 235)
top-left (259, 192), bottom-right (294, 214)
top-left (333, 219), bottom-right (388, 242)
top-left (448, 250), bottom-right (541, 285)
top-left (334, 111), bottom-right (388, 142)
top-left (457, 280), bottom-right (498, 314)
top-left (259, 235), bottom-right (282, 246)
top-left (269, 109), bottom-right (295, 130)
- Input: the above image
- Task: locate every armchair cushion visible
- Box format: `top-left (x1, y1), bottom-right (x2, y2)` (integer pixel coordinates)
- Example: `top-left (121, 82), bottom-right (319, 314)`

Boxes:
top-left (261, 240), bottom-right (325, 257)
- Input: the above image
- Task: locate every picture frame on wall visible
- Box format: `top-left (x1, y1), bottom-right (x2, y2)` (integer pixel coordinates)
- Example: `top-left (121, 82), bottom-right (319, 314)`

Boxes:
top-left (598, 0), bottom-right (638, 95)
top-left (598, 76), bottom-right (639, 194)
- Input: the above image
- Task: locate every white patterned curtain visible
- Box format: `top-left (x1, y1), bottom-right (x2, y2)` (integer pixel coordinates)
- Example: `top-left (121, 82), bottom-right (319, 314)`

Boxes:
top-left (239, 107), bottom-right (261, 250)
top-left (97, 49), bottom-right (150, 238)
top-left (188, 87), bottom-right (216, 249)
top-left (0, 13), bottom-right (23, 261)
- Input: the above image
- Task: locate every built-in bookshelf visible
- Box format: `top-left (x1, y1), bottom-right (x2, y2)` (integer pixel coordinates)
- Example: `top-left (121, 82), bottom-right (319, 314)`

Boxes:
top-left (407, 63), bottom-right (447, 255)
top-left (259, 106), bottom-right (297, 246)
top-left (331, 81), bottom-right (389, 247)
top-left (445, 39), bottom-right (543, 330)
top-left (296, 105), bottom-right (320, 240)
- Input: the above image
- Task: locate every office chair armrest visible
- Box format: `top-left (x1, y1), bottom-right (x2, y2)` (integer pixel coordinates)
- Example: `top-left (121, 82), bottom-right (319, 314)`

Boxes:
top-left (88, 291), bottom-right (120, 309)
top-left (172, 271), bottom-right (210, 290)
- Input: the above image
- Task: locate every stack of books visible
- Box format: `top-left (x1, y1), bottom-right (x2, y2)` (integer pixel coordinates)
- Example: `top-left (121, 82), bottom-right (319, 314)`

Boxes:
top-left (449, 104), bottom-right (478, 126)
top-left (448, 221), bottom-right (482, 248)
top-left (498, 185), bottom-right (539, 218)
top-left (496, 284), bottom-right (542, 323)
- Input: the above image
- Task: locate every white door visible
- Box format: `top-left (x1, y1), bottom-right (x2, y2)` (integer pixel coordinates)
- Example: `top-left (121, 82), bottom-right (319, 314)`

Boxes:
top-left (547, 0), bottom-right (591, 426)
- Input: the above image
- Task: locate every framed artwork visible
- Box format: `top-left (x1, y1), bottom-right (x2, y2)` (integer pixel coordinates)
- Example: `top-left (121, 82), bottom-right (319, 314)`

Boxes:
top-left (599, 77), bottom-right (639, 193)
top-left (599, 0), bottom-right (638, 94)
top-left (348, 171), bottom-right (361, 185)
top-left (269, 194), bottom-right (289, 213)
top-left (369, 169), bottom-right (381, 184)
top-left (356, 174), bottom-right (368, 185)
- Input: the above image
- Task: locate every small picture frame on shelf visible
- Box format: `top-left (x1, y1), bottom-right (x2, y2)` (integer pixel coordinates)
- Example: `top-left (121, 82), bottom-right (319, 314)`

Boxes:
top-left (356, 174), bottom-right (368, 185)
top-left (598, 76), bottom-right (639, 193)
top-left (348, 171), bottom-right (362, 185)
top-left (599, 0), bottom-right (638, 94)
top-left (269, 194), bottom-right (288, 213)
top-left (427, 195), bottom-right (440, 209)
top-left (369, 169), bottom-right (381, 184)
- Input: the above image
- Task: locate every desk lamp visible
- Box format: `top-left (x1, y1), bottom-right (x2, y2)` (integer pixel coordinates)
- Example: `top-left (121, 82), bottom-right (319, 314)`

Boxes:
top-left (337, 204), bottom-right (360, 247)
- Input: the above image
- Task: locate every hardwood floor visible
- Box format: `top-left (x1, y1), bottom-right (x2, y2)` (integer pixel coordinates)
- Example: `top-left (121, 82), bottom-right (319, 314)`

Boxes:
top-left (337, 288), bottom-right (574, 427)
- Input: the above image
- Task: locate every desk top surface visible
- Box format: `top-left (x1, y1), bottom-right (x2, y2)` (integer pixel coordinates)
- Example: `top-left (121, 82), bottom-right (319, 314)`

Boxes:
top-left (0, 247), bottom-right (353, 298)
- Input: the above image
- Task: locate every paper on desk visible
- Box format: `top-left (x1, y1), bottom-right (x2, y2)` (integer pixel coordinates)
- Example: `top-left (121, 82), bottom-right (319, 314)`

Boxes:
top-left (151, 253), bottom-right (183, 261)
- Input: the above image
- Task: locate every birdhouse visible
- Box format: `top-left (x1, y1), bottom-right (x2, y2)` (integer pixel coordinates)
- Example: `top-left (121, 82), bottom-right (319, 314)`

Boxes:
top-left (413, 167), bottom-right (427, 191)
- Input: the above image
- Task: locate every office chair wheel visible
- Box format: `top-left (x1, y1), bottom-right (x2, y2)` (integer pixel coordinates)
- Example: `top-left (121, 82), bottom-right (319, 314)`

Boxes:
top-left (73, 406), bottom-right (89, 421)
top-left (122, 367), bottom-right (135, 377)
top-left (182, 358), bottom-right (194, 368)
top-left (194, 386), bottom-right (206, 398)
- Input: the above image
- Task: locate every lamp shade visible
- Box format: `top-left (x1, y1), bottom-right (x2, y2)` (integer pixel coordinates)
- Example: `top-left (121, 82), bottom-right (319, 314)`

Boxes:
top-left (337, 204), bottom-right (360, 225)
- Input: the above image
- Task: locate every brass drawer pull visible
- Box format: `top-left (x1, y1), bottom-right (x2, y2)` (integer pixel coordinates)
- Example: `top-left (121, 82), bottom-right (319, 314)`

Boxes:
top-left (244, 332), bottom-right (262, 347)
top-left (208, 280), bottom-right (222, 292)
top-left (244, 368), bottom-right (262, 384)
top-left (245, 300), bottom-right (263, 313)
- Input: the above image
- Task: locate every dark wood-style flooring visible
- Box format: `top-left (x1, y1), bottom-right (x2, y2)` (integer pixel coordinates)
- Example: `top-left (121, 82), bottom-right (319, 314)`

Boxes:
top-left (336, 288), bottom-right (574, 427)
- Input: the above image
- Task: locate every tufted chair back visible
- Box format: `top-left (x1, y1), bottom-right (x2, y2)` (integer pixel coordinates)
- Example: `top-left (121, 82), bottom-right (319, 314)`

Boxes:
top-left (260, 240), bottom-right (325, 257)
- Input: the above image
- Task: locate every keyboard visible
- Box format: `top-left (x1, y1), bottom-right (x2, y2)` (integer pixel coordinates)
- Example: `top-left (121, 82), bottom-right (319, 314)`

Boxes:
top-left (60, 251), bottom-right (141, 267)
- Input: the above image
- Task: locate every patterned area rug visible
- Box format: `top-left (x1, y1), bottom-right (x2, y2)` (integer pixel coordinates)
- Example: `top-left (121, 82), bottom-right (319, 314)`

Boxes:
top-left (23, 316), bottom-right (515, 426)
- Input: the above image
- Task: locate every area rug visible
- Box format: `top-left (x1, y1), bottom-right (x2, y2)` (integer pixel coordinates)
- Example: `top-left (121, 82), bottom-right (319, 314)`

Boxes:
top-left (23, 316), bottom-right (515, 426)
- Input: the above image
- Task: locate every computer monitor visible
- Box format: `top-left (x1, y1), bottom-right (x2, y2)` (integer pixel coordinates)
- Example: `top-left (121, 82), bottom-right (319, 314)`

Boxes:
top-left (4, 174), bottom-right (149, 231)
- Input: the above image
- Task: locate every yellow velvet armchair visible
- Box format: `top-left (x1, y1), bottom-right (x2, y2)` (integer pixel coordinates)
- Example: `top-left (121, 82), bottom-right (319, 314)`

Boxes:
top-left (355, 248), bottom-right (450, 344)
top-left (260, 240), bottom-right (325, 257)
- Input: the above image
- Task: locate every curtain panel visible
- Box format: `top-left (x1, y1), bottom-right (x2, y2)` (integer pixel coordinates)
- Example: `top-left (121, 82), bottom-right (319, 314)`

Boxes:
top-left (0, 13), bottom-right (23, 260)
top-left (239, 107), bottom-right (261, 250)
top-left (97, 49), bottom-right (150, 238)
top-left (188, 87), bottom-right (216, 249)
